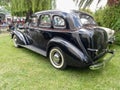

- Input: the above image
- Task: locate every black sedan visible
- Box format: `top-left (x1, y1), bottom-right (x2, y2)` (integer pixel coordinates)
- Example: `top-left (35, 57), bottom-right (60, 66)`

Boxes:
top-left (11, 10), bottom-right (115, 70)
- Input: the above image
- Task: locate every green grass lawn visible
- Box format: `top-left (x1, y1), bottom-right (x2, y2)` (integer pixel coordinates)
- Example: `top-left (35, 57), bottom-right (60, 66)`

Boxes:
top-left (0, 33), bottom-right (120, 90)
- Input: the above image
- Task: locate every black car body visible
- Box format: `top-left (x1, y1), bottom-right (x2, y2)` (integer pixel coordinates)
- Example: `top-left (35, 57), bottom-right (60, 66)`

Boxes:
top-left (11, 10), bottom-right (115, 70)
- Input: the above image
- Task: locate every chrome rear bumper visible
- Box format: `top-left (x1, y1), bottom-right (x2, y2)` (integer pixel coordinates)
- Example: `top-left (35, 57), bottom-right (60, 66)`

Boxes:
top-left (89, 50), bottom-right (115, 70)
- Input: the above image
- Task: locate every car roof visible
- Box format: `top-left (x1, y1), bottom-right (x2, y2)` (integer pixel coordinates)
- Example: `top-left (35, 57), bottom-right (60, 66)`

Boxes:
top-left (34, 10), bottom-right (92, 17)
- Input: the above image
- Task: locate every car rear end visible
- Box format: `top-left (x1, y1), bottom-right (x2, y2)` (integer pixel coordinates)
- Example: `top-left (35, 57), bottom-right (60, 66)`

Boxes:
top-left (70, 10), bottom-right (115, 69)
top-left (77, 26), bottom-right (115, 70)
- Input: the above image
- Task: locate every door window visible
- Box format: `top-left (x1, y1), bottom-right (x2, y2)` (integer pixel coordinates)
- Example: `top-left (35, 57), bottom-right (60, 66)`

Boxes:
top-left (30, 16), bottom-right (38, 27)
top-left (39, 14), bottom-right (51, 28)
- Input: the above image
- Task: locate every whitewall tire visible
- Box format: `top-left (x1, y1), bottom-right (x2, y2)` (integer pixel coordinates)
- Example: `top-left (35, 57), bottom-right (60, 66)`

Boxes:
top-left (49, 47), bottom-right (66, 69)
top-left (13, 35), bottom-right (19, 48)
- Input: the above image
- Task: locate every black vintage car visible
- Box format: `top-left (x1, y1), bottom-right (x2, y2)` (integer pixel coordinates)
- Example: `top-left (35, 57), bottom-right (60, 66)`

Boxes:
top-left (11, 10), bottom-right (115, 70)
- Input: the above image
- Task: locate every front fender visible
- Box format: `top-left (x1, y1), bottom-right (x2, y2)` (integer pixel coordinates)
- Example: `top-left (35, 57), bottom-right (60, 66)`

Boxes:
top-left (11, 30), bottom-right (27, 45)
top-left (47, 37), bottom-right (90, 63)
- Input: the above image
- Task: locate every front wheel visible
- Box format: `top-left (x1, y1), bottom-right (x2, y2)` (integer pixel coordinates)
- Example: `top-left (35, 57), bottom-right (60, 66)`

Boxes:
top-left (49, 47), bottom-right (67, 69)
top-left (13, 35), bottom-right (19, 48)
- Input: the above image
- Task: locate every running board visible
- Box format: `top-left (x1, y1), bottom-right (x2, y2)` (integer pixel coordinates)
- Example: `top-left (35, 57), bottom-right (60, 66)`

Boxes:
top-left (20, 45), bottom-right (47, 56)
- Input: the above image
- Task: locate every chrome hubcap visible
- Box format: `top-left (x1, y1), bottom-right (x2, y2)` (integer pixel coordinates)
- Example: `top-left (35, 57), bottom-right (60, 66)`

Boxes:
top-left (14, 38), bottom-right (17, 42)
top-left (13, 36), bottom-right (18, 47)
top-left (53, 53), bottom-right (61, 64)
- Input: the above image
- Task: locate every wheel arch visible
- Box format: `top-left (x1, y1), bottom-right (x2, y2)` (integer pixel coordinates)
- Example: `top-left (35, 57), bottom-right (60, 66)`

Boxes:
top-left (11, 30), bottom-right (27, 45)
top-left (47, 37), bottom-right (89, 63)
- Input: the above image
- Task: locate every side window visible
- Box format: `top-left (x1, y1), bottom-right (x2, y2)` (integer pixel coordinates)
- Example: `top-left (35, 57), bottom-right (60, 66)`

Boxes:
top-left (29, 16), bottom-right (38, 27)
top-left (39, 14), bottom-right (51, 28)
top-left (80, 18), bottom-right (90, 25)
top-left (53, 16), bottom-right (66, 29)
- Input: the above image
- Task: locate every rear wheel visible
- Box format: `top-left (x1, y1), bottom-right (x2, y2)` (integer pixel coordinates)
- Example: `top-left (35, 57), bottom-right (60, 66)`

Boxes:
top-left (49, 47), bottom-right (67, 69)
top-left (13, 35), bottom-right (19, 48)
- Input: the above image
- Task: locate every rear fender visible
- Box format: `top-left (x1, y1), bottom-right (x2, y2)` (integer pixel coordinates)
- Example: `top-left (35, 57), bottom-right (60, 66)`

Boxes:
top-left (47, 37), bottom-right (89, 63)
top-left (11, 30), bottom-right (27, 45)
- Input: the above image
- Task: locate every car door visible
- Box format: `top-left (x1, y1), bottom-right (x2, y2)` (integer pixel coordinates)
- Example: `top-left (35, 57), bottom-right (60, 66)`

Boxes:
top-left (37, 14), bottom-right (69, 50)
top-left (36, 14), bottom-right (52, 50)
top-left (26, 15), bottom-right (40, 47)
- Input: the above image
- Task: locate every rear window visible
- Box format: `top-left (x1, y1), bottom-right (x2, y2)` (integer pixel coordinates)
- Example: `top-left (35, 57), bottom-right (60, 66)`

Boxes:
top-left (53, 15), bottom-right (66, 29)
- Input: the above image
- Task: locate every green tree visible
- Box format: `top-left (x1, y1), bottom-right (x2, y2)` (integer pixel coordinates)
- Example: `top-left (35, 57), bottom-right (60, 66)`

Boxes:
top-left (0, 0), bottom-right (55, 16)
top-left (10, 0), bottom-right (53, 16)
top-left (0, 0), bottom-right (10, 6)
top-left (0, 0), bottom-right (11, 11)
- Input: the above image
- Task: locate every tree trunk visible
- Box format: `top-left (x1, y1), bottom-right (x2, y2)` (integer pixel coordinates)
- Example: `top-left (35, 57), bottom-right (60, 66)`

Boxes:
top-left (25, 9), bottom-right (33, 23)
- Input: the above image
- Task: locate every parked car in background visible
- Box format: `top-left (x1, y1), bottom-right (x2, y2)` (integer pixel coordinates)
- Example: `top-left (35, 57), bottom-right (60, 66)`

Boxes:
top-left (11, 10), bottom-right (115, 70)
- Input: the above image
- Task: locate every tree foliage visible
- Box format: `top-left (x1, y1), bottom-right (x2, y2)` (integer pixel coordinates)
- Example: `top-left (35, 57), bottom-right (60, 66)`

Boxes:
top-left (0, 0), bottom-right (54, 16)
top-left (0, 0), bottom-right (10, 6)
top-left (93, 1), bottom-right (120, 45)
top-left (10, 0), bottom-right (52, 16)
top-left (0, 0), bottom-right (11, 11)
